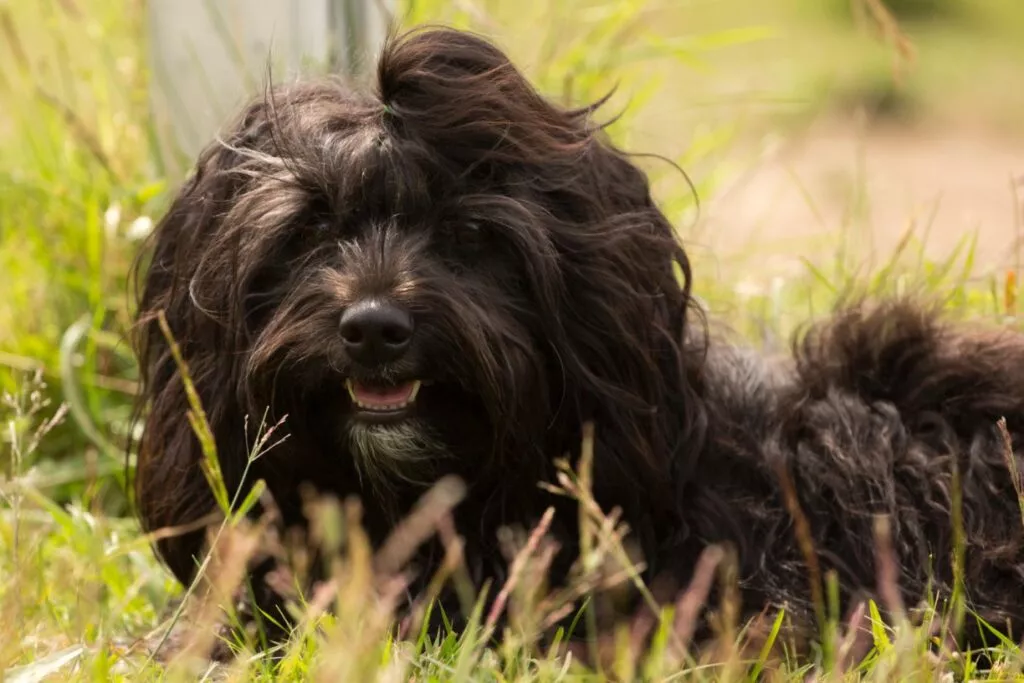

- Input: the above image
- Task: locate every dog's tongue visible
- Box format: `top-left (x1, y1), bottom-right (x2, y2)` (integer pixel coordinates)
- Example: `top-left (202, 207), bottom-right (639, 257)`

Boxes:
top-left (348, 380), bottom-right (420, 409)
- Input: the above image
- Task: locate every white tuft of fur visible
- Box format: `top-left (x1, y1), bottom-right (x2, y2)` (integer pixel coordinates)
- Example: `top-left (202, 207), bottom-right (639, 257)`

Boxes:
top-left (346, 419), bottom-right (448, 496)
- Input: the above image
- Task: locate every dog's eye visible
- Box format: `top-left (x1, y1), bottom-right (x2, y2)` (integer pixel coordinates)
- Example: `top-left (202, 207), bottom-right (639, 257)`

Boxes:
top-left (442, 221), bottom-right (481, 242)
top-left (309, 218), bottom-right (334, 235)
top-left (302, 197), bottom-right (336, 236)
top-left (285, 217), bottom-right (335, 255)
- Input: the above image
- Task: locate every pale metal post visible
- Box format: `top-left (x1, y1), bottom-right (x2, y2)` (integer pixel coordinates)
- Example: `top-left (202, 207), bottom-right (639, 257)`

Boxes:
top-left (146, 0), bottom-right (393, 177)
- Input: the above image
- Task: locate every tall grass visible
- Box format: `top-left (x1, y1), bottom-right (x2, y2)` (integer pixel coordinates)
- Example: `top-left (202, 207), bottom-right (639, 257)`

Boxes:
top-left (0, 0), bottom-right (155, 511)
top-left (5, 372), bottom-right (1022, 680)
top-left (2, 0), bottom-right (1024, 679)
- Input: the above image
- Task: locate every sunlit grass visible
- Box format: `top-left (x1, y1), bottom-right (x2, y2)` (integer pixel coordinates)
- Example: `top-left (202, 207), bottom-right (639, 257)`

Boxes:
top-left (4, 367), bottom-right (1024, 680)
top-left (3, 0), bottom-right (1024, 679)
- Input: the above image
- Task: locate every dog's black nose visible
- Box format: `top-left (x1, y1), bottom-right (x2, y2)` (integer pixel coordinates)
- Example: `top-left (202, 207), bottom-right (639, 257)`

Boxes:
top-left (340, 300), bottom-right (414, 364)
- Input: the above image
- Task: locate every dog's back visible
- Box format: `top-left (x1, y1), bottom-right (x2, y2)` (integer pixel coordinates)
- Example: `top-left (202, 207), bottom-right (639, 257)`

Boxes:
top-left (685, 299), bottom-right (1024, 652)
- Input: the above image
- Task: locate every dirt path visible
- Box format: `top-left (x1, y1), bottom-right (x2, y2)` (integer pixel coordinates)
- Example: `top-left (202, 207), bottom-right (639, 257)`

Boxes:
top-left (689, 120), bottom-right (1024, 283)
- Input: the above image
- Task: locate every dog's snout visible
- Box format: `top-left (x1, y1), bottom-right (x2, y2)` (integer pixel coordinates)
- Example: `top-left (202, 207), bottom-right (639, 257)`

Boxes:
top-left (340, 300), bottom-right (414, 364)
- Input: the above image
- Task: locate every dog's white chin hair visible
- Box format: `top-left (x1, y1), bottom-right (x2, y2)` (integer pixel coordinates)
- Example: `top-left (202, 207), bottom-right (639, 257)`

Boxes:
top-left (346, 419), bottom-right (447, 494)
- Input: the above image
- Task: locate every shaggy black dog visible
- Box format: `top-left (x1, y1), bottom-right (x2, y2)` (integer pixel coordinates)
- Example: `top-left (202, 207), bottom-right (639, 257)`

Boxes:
top-left (131, 26), bottom-right (1024, 659)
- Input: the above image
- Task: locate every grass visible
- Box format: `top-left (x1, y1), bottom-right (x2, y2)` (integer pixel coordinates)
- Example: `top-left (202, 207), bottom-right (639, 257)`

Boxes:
top-left (2, 0), bottom-right (1024, 679)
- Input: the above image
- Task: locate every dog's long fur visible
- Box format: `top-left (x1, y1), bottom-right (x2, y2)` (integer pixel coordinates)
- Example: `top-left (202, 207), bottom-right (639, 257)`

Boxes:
top-left (131, 27), bottom-right (1024, 656)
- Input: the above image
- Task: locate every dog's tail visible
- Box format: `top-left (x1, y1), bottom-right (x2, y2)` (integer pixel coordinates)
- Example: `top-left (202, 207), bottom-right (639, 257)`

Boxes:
top-left (792, 298), bottom-right (1024, 439)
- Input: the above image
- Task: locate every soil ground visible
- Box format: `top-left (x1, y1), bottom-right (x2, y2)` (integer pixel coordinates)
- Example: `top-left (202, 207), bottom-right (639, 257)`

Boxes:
top-left (689, 119), bottom-right (1024, 283)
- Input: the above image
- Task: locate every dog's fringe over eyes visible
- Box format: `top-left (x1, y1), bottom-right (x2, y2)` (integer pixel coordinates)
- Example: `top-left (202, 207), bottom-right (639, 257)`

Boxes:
top-left (129, 25), bottom-right (1024, 663)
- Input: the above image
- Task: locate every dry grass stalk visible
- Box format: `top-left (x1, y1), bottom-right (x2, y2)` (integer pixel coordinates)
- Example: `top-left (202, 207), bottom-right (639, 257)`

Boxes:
top-left (486, 506), bottom-right (556, 631)
top-left (667, 544), bottom-right (726, 665)
top-left (872, 515), bottom-right (906, 624)
top-left (775, 462), bottom-right (829, 643)
top-left (997, 417), bottom-right (1024, 529)
top-left (164, 520), bottom-right (266, 677)
top-left (374, 475), bottom-right (466, 576)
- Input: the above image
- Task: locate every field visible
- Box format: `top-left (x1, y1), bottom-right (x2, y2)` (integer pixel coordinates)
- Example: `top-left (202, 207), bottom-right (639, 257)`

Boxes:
top-left (2, 0), bottom-right (1024, 680)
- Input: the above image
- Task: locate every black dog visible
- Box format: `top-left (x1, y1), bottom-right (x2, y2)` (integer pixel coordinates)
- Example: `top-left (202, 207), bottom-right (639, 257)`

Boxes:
top-left (131, 26), bottom-right (1024, 658)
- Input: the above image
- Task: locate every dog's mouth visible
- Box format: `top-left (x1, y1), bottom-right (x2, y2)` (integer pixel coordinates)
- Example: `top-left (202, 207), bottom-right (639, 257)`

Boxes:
top-left (346, 379), bottom-right (421, 420)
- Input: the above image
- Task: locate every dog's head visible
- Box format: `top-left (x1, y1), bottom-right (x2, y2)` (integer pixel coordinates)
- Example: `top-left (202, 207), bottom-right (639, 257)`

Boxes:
top-left (132, 27), bottom-right (702, 580)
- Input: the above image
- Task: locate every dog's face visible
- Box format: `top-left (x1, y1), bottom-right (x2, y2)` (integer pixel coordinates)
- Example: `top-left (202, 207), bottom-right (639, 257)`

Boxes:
top-left (135, 28), bottom-right (697, 522)
top-left (236, 128), bottom-right (553, 489)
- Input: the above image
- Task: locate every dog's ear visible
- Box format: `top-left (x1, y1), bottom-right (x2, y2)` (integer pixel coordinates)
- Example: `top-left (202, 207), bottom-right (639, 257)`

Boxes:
top-left (535, 134), bottom-right (703, 511)
top-left (507, 122), bottom-right (700, 516)
top-left (129, 100), bottom-right (275, 586)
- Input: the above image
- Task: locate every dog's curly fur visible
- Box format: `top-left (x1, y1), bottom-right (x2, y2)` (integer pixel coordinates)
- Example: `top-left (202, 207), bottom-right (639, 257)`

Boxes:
top-left (131, 27), bottom-right (1024, 656)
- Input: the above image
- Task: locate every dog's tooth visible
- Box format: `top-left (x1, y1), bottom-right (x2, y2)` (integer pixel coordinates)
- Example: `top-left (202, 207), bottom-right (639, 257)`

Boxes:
top-left (346, 379), bottom-right (358, 402)
top-left (408, 380), bottom-right (422, 402)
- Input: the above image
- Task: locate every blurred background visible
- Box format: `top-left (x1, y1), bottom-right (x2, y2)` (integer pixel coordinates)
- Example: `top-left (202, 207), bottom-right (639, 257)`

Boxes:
top-left (1, 0), bottom-right (1022, 508)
